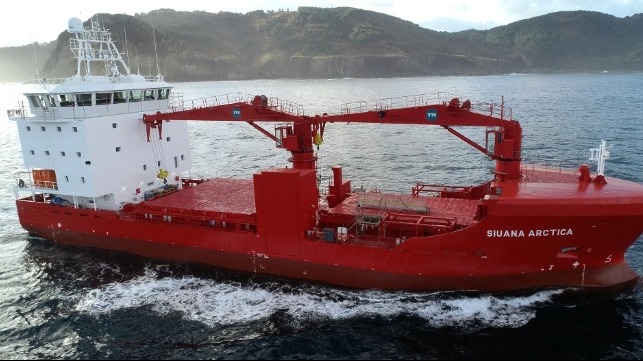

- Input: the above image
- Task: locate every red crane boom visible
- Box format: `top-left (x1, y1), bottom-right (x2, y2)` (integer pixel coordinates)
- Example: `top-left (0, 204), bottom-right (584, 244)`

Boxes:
top-left (142, 94), bottom-right (523, 179)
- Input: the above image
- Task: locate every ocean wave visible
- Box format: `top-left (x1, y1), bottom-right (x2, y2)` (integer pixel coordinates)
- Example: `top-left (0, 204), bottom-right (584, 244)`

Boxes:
top-left (73, 266), bottom-right (562, 329)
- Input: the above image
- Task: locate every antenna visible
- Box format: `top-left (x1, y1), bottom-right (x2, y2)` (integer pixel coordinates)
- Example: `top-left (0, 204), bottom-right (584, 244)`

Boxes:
top-left (50, 47), bottom-right (57, 81)
top-left (31, 42), bottom-right (41, 82)
top-left (122, 14), bottom-right (130, 68)
top-left (153, 27), bottom-right (161, 77)
top-left (134, 47), bottom-right (140, 75)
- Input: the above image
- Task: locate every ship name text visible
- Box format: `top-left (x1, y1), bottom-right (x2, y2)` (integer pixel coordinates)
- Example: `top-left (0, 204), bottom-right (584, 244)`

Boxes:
top-left (486, 228), bottom-right (573, 238)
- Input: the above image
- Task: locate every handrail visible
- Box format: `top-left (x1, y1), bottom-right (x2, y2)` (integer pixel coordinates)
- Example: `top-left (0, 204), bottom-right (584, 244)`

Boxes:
top-left (337, 91), bottom-right (513, 120)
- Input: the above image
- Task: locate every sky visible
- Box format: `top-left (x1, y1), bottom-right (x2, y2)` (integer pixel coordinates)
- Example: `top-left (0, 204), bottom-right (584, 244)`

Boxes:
top-left (1, 0), bottom-right (641, 47)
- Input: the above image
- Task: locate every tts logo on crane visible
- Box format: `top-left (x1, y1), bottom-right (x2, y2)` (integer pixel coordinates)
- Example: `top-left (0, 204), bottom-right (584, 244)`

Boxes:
top-left (426, 109), bottom-right (438, 121)
top-left (232, 108), bottom-right (241, 118)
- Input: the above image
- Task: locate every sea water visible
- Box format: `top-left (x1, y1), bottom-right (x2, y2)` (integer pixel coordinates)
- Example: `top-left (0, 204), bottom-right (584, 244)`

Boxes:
top-left (1, 73), bottom-right (642, 359)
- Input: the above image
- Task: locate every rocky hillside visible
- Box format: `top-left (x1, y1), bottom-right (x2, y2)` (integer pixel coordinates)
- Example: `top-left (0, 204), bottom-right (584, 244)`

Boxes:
top-left (0, 7), bottom-right (641, 82)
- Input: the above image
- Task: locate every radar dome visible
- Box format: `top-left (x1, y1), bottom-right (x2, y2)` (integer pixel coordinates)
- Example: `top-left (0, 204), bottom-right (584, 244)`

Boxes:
top-left (68, 17), bottom-right (84, 33)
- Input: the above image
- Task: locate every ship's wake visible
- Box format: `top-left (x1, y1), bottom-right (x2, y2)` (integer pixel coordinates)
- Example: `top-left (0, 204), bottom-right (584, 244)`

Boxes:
top-left (73, 266), bottom-right (562, 329)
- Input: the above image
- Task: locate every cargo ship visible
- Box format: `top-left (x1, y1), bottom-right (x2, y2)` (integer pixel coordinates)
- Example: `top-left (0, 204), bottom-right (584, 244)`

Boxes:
top-left (8, 18), bottom-right (643, 293)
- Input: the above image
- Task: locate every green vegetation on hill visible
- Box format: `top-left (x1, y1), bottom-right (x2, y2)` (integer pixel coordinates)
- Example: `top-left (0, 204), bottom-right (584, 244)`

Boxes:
top-left (1, 8), bottom-right (641, 82)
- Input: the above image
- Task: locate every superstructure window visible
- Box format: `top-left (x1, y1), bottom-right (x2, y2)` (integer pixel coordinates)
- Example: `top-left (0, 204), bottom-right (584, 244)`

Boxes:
top-left (113, 91), bottom-right (127, 104)
top-left (65, 176), bottom-right (69, 182)
top-left (81, 177), bottom-right (85, 183)
top-left (158, 88), bottom-right (170, 100)
top-left (47, 95), bottom-right (57, 107)
top-left (129, 90), bottom-right (142, 102)
top-left (40, 126), bottom-right (46, 131)
top-left (143, 164), bottom-right (147, 171)
top-left (174, 156), bottom-right (178, 168)
top-left (72, 127), bottom-right (78, 132)
top-left (181, 154), bottom-right (185, 160)
top-left (45, 151), bottom-right (50, 155)
top-left (166, 137), bottom-right (171, 141)
top-left (30, 150), bottom-right (35, 155)
top-left (85, 161), bottom-right (91, 165)
top-left (144, 89), bottom-right (156, 100)
top-left (26, 126), bottom-right (31, 131)
top-left (59, 94), bottom-right (75, 107)
top-left (112, 123), bottom-right (117, 129)
top-left (96, 92), bottom-right (112, 105)
top-left (76, 152), bottom-right (81, 157)
top-left (115, 147), bottom-right (121, 152)
top-left (27, 95), bottom-right (42, 108)
top-left (75, 93), bottom-right (92, 106)
top-left (56, 126), bottom-right (62, 132)
top-left (61, 151), bottom-right (66, 156)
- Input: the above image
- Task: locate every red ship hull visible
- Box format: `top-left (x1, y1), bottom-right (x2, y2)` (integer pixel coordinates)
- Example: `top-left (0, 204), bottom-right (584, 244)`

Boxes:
top-left (16, 168), bottom-right (643, 293)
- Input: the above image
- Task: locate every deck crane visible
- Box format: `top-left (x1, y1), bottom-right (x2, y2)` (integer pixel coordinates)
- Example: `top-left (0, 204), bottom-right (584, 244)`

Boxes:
top-left (143, 94), bottom-right (523, 181)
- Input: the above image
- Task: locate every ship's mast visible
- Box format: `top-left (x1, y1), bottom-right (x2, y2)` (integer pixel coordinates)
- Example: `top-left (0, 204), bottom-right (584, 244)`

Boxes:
top-left (67, 17), bottom-right (131, 78)
top-left (590, 140), bottom-right (611, 185)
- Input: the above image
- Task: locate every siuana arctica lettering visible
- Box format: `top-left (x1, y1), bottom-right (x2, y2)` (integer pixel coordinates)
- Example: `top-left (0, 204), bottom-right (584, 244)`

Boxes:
top-left (486, 228), bottom-right (573, 238)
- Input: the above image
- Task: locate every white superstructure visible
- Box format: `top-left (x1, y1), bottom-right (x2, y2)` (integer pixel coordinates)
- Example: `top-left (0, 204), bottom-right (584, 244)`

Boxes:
top-left (9, 17), bottom-right (191, 210)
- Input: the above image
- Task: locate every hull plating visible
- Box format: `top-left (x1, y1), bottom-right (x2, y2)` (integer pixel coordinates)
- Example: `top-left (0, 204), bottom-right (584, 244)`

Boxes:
top-left (17, 199), bottom-right (641, 293)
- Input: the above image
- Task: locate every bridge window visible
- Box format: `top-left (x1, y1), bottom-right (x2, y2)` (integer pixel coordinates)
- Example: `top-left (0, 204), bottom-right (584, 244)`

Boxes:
top-left (61, 151), bottom-right (66, 156)
top-left (46, 95), bottom-right (56, 107)
top-left (112, 123), bottom-right (117, 129)
top-left (26, 126), bottom-right (31, 131)
top-left (113, 91), bottom-right (127, 104)
top-left (27, 95), bottom-right (42, 108)
top-left (40, 126), bottom-right (46, 131)
top-left (115, 147), bottom-right (121, 152)
top-left (59, 94), bottom-right (75, 107)
top-left (30, 150), bottom-right (34, 155)
top-left (129, 90), bottom-right (142, 102)
top-left (75, 93), bottom-right (92, 106)
top-left (96, 92), bottom-right (112, 105)
top-left (143, 164), bottom-right (147, 171)
top-left (144, 89), bottom-right (156, 100)
top-left (158, 88), bottom-right (170, 100)
top-left (72, 127), bottom-right (78, 132)
top-left (45, 151), bottom-right (50, 155)
top-left (76, 152), bottom-right (81, 157)
top-left (57, 126), bottom-right (62, 132)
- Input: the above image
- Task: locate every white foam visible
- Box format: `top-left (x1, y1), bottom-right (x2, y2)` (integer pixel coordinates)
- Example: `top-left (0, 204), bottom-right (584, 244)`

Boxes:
top-left (74, 267), bottom-right (562, 328)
